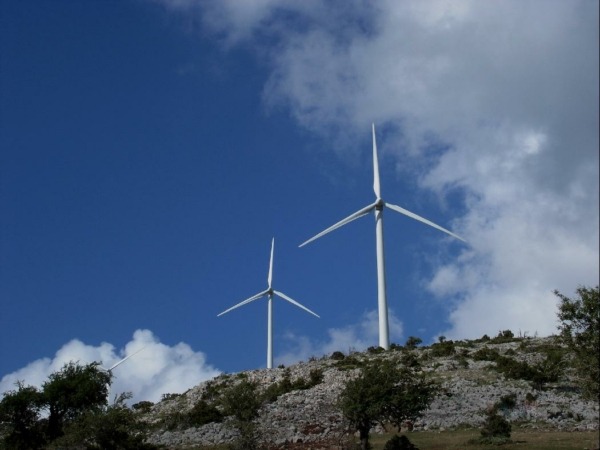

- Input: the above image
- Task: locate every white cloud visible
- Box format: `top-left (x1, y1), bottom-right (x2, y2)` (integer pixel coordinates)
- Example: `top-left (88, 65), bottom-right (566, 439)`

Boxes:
top-left (153, 1), bottom-right (599, 339)
top-left (275, 309), bottom-right (403, 366)
top-left (0, 330), bottom-right (220, 404)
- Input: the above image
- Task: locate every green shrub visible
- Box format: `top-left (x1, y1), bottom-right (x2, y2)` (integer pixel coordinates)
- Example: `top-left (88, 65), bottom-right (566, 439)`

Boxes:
top-left (331, 351), bottom-right (345, 361)
top-left (533, 350), bottom-right (564, 387)
top-left (400, 352), bottom-right (421, 368)
top-left (160, 410), bottom-right (186, 431)
top-left (480, 409), bottom-right (511, 443)
top-left (454, 355), bottom-right (469, 368)
top-left (405, 336), bottom-right (423, 349)
top-left (472, 347), bottom-right (501, 361)
top-left (495, 393), bottom-right (517, 412)
top-left (494, 356), bottom-right (537, 381)
top-left (132, 401), bottom-right (154, 413)
top-left (430, 340), bottom-right (456, 357)
top-left (308, 368), bottom-right (324, 385)
top-left (221, 381), bottom-right (262, 450)
top-left (472, 347), bottom-right (558, 389)
top-left (188, 400), bottom-right (223, 426)
top-left (367, 346), bottom-right (386, 354)
top-left (221, 380), bottom-right (261, 422)
top-left (525, 392), bottom-right (538, 404)
top-left (383, 434), bottom-right (419, 450)
top-left (201, 379), bottom-right (230, 402)
top-left (262, 368), bottom-right (324, 403)
top-left (491, 330), bottom-right (518, 344)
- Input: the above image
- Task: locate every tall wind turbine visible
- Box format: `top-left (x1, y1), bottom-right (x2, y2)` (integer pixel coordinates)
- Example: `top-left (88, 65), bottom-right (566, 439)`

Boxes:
top-left (300, 124), bottom-right (465, 350)
top-left (218, 238), bottom-right (319, 369)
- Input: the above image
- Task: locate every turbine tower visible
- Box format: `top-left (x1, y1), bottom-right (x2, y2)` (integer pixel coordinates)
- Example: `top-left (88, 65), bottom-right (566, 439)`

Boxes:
top-left (300, 124), bottom-right (465, 350)
top-left (218, 238), bottom-right (319, 369)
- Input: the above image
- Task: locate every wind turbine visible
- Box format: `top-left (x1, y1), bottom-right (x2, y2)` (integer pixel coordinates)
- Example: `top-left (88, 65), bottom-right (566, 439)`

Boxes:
top-left (299, 124), bottom-right (465, 350)
top-left (99, 346), bottom-right (145, 403)
top-left (218, 238), bottom-right (319, 369)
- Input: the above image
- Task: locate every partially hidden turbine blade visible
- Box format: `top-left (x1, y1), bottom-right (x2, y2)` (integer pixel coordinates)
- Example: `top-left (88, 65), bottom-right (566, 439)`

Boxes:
top-left (107, 346), bottom-right (146, 372)
top-left (268, 238), bottom-right (274, 289)
top-left (217, 289), bottom-right (270, 317)
top-left (372, 123), bottom-right (381, 199)
top-left (273, 290), bottom-right (320, 318)
top-left (299, 201), bottom-right (378, 248)
top-left (385, 202), bottom-right (466, 242)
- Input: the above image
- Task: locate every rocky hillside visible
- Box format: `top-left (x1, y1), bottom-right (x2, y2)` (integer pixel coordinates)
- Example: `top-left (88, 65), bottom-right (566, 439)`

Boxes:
top-left (140, 335), bottom-right (599, 449)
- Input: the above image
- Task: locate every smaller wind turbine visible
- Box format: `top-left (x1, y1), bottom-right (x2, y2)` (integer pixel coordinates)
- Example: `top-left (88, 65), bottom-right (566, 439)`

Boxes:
top-left (99, 346), bottom-right (145, 403)
top-left (218, 238), bottom-right (319, 369)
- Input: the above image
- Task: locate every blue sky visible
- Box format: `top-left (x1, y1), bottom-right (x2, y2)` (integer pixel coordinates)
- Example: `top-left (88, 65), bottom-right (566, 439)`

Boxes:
top-left (1, 0), bottom-right (598, 403)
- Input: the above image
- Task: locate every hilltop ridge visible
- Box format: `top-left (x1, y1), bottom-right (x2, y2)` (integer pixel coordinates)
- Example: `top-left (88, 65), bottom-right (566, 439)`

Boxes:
top-left (142, 335), bottom-right (599, 448)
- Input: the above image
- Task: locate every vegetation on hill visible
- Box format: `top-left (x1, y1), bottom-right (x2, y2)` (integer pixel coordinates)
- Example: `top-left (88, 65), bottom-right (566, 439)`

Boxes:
top-left (0, 362), bottom-right (157, 449)
top-left (1, 284), bottom-right (598, 449)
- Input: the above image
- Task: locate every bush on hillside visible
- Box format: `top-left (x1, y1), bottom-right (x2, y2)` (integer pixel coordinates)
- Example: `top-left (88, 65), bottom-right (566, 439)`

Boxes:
top-left (405, 336), bottom-right (423, 349)
top-left (262, 368), bottom-right (324, 403)
top-left (383, 434), bottom-right (419, 450)
top-left (367, 346), bottom-right (386, 354)
top-left (491, 330), bottom-right (517, 344)
top-left (479, 409), bottom-right (512, 444)
top-left (188, 400), bottom-right (223, 427)
top-left (330, 351), bottom-right (345, 361)
top-left (430, 340), bottom-right (456, 357)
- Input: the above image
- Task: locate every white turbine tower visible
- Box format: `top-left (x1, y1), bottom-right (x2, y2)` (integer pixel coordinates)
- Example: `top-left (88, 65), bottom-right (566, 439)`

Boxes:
top-left (300, 124), bottom-right (465, 350)
top-left (218, 238), bottom-right (319, 369)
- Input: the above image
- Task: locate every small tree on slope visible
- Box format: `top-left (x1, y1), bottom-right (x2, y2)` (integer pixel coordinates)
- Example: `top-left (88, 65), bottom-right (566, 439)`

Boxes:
top-left (555, 285), bottom-right (599, 400)
top-left (339, 359), bottom-right (436, 450)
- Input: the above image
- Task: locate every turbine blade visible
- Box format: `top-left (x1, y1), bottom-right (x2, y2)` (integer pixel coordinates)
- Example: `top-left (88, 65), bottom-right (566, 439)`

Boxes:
top-left (385, 202), bottom-right (466, 242)
top-left (268, 238), bottom-right (274, 289)
top-left (372, 123), bottom-right (381, 199)
top-left (299, 202), bottom-right (377, 247)
top-left (108, 346), bottom-right (146, 372)
top-left (273, 290), bottom-right (320, 318)
top-left (217, 290), bottom-right (269, 316)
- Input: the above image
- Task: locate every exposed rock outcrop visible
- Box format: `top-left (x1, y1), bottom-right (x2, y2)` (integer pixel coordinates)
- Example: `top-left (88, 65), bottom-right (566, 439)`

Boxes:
top-left (144, 337), bottom-right (599, 449)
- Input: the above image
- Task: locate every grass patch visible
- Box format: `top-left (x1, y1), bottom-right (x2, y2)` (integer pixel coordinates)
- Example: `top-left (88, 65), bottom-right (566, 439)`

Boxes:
top-left (367, 429), bottom-right (599, 450)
